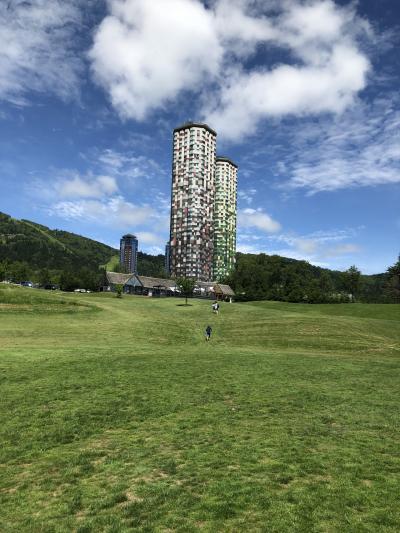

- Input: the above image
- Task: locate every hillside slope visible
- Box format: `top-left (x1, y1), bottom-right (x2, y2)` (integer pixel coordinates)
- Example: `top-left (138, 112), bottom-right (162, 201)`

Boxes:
top-left (0, 212), bottom-right (165, 277)
top-left (0, 212), bottom-right (116, 270)
top-left (0, 212), bottom-right (389, 301)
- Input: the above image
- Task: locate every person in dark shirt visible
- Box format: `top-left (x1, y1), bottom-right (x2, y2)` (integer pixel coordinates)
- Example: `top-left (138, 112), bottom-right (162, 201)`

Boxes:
top-left (205, 325), bottom-right (212, 341)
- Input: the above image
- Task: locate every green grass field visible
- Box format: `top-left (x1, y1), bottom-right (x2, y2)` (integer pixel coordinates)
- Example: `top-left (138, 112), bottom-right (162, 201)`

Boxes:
top-left (1, 284), bottom-right (399, 532)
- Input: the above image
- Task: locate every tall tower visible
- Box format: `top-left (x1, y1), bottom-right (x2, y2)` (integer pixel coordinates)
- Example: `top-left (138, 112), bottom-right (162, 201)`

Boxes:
top-left (213, 156), bottom-right (238, 280)
top-left (169, 122), bottom-right (216, 281)
top-left (120, 234), bottom-right (138, 274)
top-left (164, 242), bottom-right (170, 275)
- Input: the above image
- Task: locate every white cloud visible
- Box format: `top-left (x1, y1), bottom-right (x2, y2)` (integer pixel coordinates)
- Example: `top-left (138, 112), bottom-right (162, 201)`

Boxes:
top-left (295, 239), bottom-right (318, 254)
top-left (205, 45), bottom-right (369, 139)
top-left (236, 243), bottom-right (265, 254)
top-left (271, 228), bottom-right (359, 247)
top-left (89, 0), bottom-right (222, 119)
top-left (278, 97), bottom-right (400, 192)
top-left (238, 188), bottom-right (258, 205)
top-left (239, 208), bottom-right (281, 233)
top-left (31, 142), bottom-right (171, 247)
top-left (136, 231), bottom-right (165, 246)
top-left (213, 0), bottom-right (277, 52)
top-left (324, 243), bottom-right (361, 257)
top-left (236, 226), bottom-right (362, 268)
top-left (49, 196), bottom-right (155, 228)
top-left (147, 246), bottom-right (165, 256)
top-left (89, 0), bottom-right (372, 139)
top-left (58, 174), bottom-right (118, 198)
top-left (0, 0), bottom-right (83, 104)
top-left (266, 228), bottom-right (362, 262)
top-left (267, 248), bottom-right (330, 268)
top-left (204, 1), bottom-right (370, 139)
top-left (94, 148), bottom-right (166, 181)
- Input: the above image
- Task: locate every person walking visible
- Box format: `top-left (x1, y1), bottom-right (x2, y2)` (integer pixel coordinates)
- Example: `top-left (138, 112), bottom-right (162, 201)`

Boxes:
top-left (205, 325), bottom-right (212, 341)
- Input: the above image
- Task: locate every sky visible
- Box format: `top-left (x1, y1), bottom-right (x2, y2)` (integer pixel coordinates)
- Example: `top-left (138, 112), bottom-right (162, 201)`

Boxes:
top-left (0, 0), bottom-right (399, 274)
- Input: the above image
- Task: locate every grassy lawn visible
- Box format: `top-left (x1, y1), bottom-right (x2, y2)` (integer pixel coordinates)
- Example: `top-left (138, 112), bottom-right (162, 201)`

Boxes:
top-left (0, 285), bottom-right (399, 532)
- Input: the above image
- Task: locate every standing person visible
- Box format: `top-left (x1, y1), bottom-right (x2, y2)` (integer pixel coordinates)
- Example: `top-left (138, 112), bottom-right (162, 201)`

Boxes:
top-left (212, 301), bottom-right (217, 314)
top-left (216, 302), bottom-right (220, 315)
top-left (205, 325), bottom-right (212, 341)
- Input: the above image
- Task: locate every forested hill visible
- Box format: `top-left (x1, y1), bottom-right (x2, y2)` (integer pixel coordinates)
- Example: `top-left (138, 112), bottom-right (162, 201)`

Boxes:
top-left (1, 211), bottom-right (397, 302)
top-left (0, 212), bottom-right (166, 281)
top-left (225, 252), bottom-right (392, 303)
top-left (0, 211), bottom-right (116, 270)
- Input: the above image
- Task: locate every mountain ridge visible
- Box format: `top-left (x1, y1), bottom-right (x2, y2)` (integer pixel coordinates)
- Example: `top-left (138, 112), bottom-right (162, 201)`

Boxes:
top-left (0, 211), bottom-right (116, 270)
top-left (0, 212), bottom-right (166, 278)
top-left (0, 211), bottom-right (390, 303)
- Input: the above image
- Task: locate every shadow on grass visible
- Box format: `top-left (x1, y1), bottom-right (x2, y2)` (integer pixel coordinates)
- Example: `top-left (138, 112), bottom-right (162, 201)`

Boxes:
top-left (176, 304), bottom-right (193, 307)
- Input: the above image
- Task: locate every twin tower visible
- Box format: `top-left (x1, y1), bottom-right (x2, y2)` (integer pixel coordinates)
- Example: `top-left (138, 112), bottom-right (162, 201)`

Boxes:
top-left (168, 122), bottom-right (238, 282)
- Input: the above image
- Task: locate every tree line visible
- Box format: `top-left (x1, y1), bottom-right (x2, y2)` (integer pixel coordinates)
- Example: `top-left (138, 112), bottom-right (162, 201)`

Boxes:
top-left (2, 254), bottom-right (398, 303)
top-left (0, 260), bottom-right (107, 292)
top-left (224, 253), bottom-right (400, 304)
top-left (0, 211), bottom-right (166, 290)
top-left (0, 254), bottom-right (165, 292)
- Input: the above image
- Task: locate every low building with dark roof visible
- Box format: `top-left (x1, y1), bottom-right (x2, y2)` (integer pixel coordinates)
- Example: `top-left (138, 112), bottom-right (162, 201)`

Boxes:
top-left (105, 272), bottom-right (235, 300)
top-left (135, 276), bottom-right (178, 297)
top-left (214, 283), bottom-right (235, 301)
top-left (106, 272), bottom-right (133, 286)
top-left (106, 272), bottom-right (178, 297)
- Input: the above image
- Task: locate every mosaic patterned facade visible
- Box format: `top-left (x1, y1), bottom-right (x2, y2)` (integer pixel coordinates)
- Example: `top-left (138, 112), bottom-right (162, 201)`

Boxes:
top-left (169, 123), bottom-right (216, 281)
top-left (169, 123), bottom-right (238, 281)
top-left (213, 157), bottom-right (238, 280)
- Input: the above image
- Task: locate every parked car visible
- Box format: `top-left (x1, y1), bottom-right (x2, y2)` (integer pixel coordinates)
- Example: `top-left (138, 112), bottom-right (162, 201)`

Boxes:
top-left (74, 288), bottom-right (87, 293)
top-left (20, 281), bottom-right (33, 288)
top-left (44, 284), bottom-right (58, 290)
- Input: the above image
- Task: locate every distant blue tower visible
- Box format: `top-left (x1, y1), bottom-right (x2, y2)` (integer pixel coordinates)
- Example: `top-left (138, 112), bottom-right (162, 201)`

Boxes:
top-left (120, 234), bottom-right (138, 274)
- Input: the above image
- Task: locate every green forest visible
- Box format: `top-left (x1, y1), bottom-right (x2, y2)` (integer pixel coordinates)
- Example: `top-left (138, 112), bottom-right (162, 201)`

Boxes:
top-left (0, 212), bottom-right (165, 290)
top-left (1, 211), bottom-right (398, 302)
top-left (224, 253), bottom-right (399, 304)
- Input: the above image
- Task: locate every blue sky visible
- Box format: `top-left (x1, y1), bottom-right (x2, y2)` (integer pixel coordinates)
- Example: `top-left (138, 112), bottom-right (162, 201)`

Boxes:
top-left (0, 0), bottom-right (399, 274)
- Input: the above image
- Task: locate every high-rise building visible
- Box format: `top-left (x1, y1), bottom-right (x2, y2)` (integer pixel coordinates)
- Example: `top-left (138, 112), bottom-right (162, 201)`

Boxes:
top-left (213, 156), bottom-right (238, 280)
top-left (164, 242), bottom-right (170, 275)
top-left (169, 122), bottom-right (217, 281)
top-left (120, 234), bottom-right (138, 274)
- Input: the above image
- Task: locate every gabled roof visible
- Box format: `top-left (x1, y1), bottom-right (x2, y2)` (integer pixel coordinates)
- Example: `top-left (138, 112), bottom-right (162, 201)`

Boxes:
top-left (195, 281), bottom-right (215, 290)
top-left (106, 272), bottom-right (133, 285)
top-left (137, 276), bottom-right (177, 289)
top-left (214, 284), bottom-right (235, 296)
top-left (105, 272), bottom-right (234, 296)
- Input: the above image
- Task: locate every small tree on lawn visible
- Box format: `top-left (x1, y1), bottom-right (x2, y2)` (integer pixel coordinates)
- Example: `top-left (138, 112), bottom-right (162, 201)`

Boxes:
top-left (342, 265), bottom-right (361, 302)
top-left (115, 283), bottom-right (124, 298)
top-left (176, 277), bottom-right (196, 305)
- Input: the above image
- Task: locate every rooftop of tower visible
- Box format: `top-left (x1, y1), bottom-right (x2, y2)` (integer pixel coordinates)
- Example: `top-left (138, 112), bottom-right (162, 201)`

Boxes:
top-left (121, 234), bottom-right (137, 239)
top-left (174, 122), bottom-right (217, 136)
top-left (216, 155), bottom-right (238, 169)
